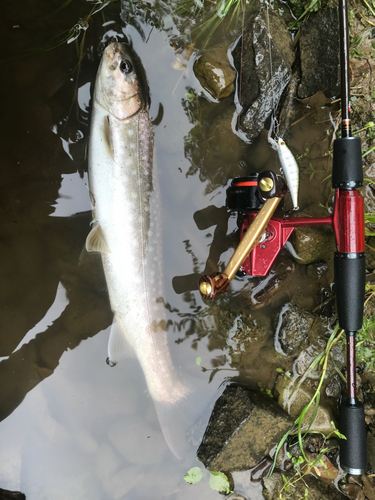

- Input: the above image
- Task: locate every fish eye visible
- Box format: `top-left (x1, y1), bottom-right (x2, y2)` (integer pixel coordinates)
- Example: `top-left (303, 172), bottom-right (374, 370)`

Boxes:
top-left (280, 140), bottom-right (285, 146)
top-left (120, 60), bottom-right (132, 74)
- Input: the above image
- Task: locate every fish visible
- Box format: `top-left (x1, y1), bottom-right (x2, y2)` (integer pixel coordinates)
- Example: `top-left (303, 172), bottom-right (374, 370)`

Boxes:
top-left (86, 42), bottom-right (207, 458)
top-left (268, 120), bottom-right (299, 211)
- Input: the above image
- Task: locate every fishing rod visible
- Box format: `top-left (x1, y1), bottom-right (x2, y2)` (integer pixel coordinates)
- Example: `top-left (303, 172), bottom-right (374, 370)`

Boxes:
top-left (335, 0), bottom-right (367, 475)
top-left (198, 0), bottom-right (367, 474)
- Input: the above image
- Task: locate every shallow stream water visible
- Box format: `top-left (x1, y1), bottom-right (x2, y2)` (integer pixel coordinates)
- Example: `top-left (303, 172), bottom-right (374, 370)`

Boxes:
top-left (0, 1), bottom-right (337, 498)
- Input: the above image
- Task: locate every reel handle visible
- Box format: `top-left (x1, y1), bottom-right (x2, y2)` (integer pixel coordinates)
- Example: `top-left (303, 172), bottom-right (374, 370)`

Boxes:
top-left (199, 195), bottom-right (282, 300)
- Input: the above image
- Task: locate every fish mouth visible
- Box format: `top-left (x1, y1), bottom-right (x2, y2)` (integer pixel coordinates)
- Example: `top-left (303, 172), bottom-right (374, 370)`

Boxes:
top-left (104, 89), bottom-right (140, 103)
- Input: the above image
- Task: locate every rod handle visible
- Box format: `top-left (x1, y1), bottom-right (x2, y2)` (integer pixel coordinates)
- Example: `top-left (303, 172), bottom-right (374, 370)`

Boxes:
top-left (340, 398), bottom-right (367, 474)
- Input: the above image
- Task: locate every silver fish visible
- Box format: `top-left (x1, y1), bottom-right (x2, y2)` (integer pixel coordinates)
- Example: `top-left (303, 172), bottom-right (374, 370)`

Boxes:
top-left (86, 42), bottom-right (202, 458)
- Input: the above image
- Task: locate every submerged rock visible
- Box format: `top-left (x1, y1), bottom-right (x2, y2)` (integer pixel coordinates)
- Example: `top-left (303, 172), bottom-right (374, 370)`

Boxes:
top-left (193, 43), bottom-right (236, 100)
top-left (274, 302), bottom-right (314, 355)
top-left (197, 384), bottom-right (293, 471)
top-left (298, 7), bottom-right (340, 98)
top-left (232, 6), bottom-right (295, 142)
top-left (274, 336), bottom-right (344, 435)
top-left (240, 259), bottom-right (295, 309)
top-left (291, 224), bottom-right (335, 265)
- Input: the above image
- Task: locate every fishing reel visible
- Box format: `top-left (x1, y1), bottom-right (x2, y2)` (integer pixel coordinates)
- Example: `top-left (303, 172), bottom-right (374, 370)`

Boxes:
top-left (226, 173), bottom-right (334, 277)
top-left (199, 169), bottom-right (335, 300)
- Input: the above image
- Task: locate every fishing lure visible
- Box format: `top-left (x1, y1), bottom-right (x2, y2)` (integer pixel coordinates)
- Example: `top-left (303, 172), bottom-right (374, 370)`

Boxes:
top-left (268, 119), bottom-right (299, 211)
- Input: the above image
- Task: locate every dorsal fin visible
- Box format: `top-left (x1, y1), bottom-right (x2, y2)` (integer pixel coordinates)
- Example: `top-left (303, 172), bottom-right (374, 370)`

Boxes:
top-left (85, 224), bottom-right (110, 253)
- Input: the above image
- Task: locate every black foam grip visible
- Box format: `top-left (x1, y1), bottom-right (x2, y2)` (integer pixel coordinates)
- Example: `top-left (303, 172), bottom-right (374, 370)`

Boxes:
top-left (332, 136), bottom-right (363, 188)
top-left (340, 398), bottom-right (367, 473)
top-left (334, 253), bottom-right (365, 332)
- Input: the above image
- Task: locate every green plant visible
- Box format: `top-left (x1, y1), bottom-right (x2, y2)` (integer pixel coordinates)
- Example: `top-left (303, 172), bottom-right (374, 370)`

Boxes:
top-left (176, 0), bottom-right (247, 43)
top-left (288, 0), bottom-right (321, 29)
top-left (184, 466), bottom-right (232, 494)
top-left (257, 381), bottom-right (274, 398)
top-left (276, 367), bottom-right (292, 380)
top-left (269, 325), bottom-right (345, 477)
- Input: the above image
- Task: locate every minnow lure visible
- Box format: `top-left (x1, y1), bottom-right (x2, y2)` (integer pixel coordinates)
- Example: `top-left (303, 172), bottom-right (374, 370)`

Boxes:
top-left (268, 119), bottom-right (299, 211)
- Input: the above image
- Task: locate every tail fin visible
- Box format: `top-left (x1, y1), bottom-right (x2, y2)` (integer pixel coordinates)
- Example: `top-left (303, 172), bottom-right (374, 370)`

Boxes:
top-left (153, 375), bottom-right (226, 460)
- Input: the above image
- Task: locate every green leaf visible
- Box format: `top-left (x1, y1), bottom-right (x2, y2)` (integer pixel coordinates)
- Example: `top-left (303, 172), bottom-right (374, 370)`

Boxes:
top-left (209, 471), bottom-right (231, 493)
top-left (333, 429), bottom-right (347, 440)
top-left (196, 357), bottom-right (201, 366)
top-left (276, 367), bottom-right (284, 373)
top-left (184, 467), bottom-right (203, 484)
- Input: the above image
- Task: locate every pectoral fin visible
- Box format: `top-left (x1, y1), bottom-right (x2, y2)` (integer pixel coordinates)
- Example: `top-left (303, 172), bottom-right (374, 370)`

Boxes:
top-left (85, 224), bottom-right (110, 253)
top-left (107, 320), bottom-right (135, 367)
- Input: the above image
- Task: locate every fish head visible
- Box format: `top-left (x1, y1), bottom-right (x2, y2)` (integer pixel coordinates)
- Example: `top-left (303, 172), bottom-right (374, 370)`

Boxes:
top-left (94, 42), bottom-right (146, 120)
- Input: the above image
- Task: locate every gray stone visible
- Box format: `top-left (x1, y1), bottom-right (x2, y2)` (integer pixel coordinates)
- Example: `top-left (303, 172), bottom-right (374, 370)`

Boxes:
top-left (276, 374), bottom-right (335, 435)
top-left (262, 471), bottom-right (348, 500)
top-left (197, 385), bottom-right (294, 471)
top-left (274, 302), bottom-right (314, 355)
top-left (232, 6), bottom-right (295, 141)
top-left (298, 7), bottom-right (340, 98)
top-left (291, 224), bottom-right (336, 265)
top-left (325, 373), bottom-right (342, 399)
top-left (193, 43), bottom-right (236, 100)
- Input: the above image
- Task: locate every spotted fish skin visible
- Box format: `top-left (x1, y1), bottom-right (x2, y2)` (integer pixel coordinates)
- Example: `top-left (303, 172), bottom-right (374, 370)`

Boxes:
top-left (86, 43), bottom-right (192, 458)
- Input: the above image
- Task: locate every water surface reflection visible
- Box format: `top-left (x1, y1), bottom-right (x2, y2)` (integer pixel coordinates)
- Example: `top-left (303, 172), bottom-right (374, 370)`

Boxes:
top-left (0, 1), bottom-right (334, 498)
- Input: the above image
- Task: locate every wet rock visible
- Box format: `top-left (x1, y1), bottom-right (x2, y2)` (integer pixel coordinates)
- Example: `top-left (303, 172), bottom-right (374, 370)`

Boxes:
top-left (240, 259), bottom-right (295, 309)
top-left (325, 373), bottom-right (342, 399)
top-left (339, 483), bottom-right (365, 500)
top-left (232, 6), bottom-right (295, 141)
top-left (275, 335), bottom-right (342, 435)
top-left (298, 7), bottom-right (340, 98)
top-left (362, 474), bottom-right (375, 500)
top-left (197, 384), bottom-right (294, 471)
top-left (366, 237), bottom-right (375, 271)
top-left (367, 431), bottom-right (375, 472)
top-left (306, 260), bottom-right (329, 279)
top-left (291, 224), bottom-right (336, 265)
top-left (274, 302), bottom-right (314, 355)
top-left (207, 105), bottom-right (245, 162)
top-left (277, 69), bottom-right (301, 139)
top-left (250, 457), bottom-right (273, 482)
top-left (276, 374), bottom-right (334, 434)
top-left (262, 471), bottom-right (348, 499)
top-left (211, 306), bottom-right (269, 344)
top-left (0, 490), bottom-right (25, 500)
top-left (193, 43), bottom-right (236, 99)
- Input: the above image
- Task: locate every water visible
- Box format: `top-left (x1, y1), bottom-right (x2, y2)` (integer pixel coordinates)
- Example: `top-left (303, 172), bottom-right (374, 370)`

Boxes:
top-left (0, 1), bottom-right (337, 499)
